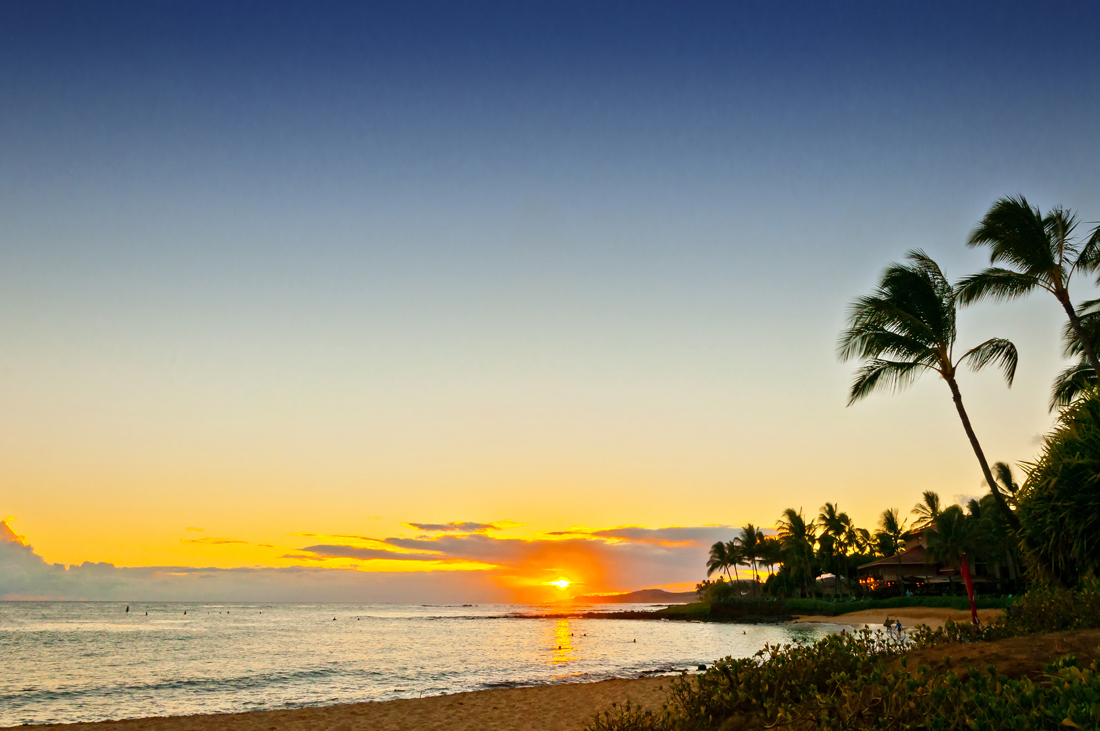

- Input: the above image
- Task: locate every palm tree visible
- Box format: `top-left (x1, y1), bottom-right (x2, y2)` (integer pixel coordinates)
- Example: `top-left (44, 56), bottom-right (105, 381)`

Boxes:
top-left (706, 541), bottom-right (732, 582)
top-left (925, 505), bottom-right (974, 593)
top-left (838, 250), bottom-right (1020, 528)
top-left (1051, 299), bottom-right (1100, 409)
top-left (760, 536), bottom-right (783, 579)
top-left (991, 462), bottom-right (1020, 500)
top-left (776, 508), bottom-right (817, 596)
top-left (739, 524), bottom-right (764, 594)
top-left (817, 503), bottom-right (853, 582)
top-left (911, 490), bottom-right (942, 529)
top-left (725, 540), bottom-right (744, 587)
top-left (876, 508), bottom-right (908, 589)
top-left (877, 509), bottom-right (907, 555)
top-left (958, 195), bottom-right (1100, 379)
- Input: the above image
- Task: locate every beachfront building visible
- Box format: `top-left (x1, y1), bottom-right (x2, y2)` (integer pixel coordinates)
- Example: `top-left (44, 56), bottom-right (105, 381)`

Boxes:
top-left (857, 528), bottom-right (1020, 594)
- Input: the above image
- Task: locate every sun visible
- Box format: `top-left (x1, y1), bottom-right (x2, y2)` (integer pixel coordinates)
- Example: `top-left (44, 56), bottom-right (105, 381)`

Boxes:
top-left (548, 579), bottom-right (571, 589)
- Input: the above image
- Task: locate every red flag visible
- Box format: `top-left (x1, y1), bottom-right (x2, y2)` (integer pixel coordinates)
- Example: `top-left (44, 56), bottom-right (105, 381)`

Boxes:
top-left (959, 552), bottom-right (978, 627)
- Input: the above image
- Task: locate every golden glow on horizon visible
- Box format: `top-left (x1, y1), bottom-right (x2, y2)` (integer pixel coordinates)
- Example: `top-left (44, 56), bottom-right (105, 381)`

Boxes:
top-left (548, 579), bottom-right (571, 589)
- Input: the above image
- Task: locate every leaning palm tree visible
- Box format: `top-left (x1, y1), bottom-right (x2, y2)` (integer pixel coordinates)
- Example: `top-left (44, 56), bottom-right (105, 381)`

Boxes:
top-left (838, 250), bottom-right (1020, 528)
top-left (958, 196), bottom-right (1100, 378)
top-left (911, 490), bottom-right (942, 529)
top-left (776, 508), bottom-right (817, 596)
top-left (706, 541), bottom-right (732, 582)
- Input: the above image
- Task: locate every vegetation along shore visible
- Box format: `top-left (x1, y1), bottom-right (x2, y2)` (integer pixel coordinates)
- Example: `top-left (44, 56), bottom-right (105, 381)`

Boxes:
top-left (587, 195), bottom-right (1100, 729)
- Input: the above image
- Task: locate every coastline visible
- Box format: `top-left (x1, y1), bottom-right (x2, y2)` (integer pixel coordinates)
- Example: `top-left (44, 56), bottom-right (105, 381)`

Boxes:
top-left (9, 676), bottom-right (674, 731)
top-left (791, 606), bottom-right (1004, 631)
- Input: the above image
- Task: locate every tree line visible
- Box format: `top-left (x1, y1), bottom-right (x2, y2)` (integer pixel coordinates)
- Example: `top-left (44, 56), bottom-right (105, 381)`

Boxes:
top-left (704, 195), bottom-right (1100, 598)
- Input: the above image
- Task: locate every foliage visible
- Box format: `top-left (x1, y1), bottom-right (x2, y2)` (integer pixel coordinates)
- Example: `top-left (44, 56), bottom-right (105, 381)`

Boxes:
top-left (1016, 393), bottom-right (1100, 585)
top-left (959, 194), bottom-right (1100, 389)
top-left (776, 509), bottom-right (817, 595)
top-left (911, 490), bottom-right (943, 529)
top-left (588, 629), bottom-right (1100, 730)
top-left (591, 583), bottom-right (1100, 730)
top-left (908, 581), bottom-right (1100, 648)
top-left (837, 250), bottom-right (1019, 526)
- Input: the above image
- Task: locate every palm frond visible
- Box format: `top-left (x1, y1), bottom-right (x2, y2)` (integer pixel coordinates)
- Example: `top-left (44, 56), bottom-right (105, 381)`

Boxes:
top-left (1050, 359), bottom-right (1097, 411)
top-left (1060, 299), bottom-right (1100, 358)
top-left (954, 268), bottom-right (1038, 305)
top-left (958, 337), bottom-right (1018, 386)
top-left (967, 195), bottom-right (1058, 273)
top-left (1046, 206), bottom-right (1081, 268)
top-left (847, 359), bottom-right (930, 405)
top-left (992, 461), bottom-right (1019, 495)
top-left (1076, 222), bottom-right (1100, 275)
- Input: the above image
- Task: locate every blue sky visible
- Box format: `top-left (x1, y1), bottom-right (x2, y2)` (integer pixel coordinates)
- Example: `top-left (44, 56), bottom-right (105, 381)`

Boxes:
top-left (1, 1), bottom-right (1098, 599)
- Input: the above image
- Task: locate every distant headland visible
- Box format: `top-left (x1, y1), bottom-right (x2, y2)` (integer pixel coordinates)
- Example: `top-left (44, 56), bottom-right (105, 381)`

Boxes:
top-left (567, 588), bottom-right (697, 604)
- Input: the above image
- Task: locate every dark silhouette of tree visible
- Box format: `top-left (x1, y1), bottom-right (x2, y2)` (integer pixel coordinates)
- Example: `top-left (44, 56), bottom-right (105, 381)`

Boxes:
top-left (739, 524), bottom-right (764, 594)
top-left (911, 490), bottom-right (943, 530)
top-left (777, 508), bottom-right (817, 596)
top-left (958, 195), bottom-right (1100, 382)
top-left (838, 250), bottom-right (1020, 528)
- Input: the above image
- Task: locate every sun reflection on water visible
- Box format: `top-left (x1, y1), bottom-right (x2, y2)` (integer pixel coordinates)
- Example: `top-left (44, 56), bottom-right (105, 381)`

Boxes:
top-left (549, 619), bottom-right (574, 665)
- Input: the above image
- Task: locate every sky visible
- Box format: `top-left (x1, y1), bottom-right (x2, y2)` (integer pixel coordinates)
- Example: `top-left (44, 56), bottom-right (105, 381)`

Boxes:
top-left (2, 0), bottom-right (1099, 602)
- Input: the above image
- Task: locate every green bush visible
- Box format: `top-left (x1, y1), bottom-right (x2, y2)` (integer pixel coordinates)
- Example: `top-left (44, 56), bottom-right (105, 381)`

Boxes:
top-left (588, 635), bottom-right (1100, 730)
top-left (589, 583), bottom-right (1100, 731)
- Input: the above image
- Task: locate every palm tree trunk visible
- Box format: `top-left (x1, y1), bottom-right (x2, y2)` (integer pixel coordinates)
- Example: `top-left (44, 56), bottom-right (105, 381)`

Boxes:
top-left (1058, 291), bottom-right (1100, 378)
top-left (945, 375), bottom-right (1021, 530)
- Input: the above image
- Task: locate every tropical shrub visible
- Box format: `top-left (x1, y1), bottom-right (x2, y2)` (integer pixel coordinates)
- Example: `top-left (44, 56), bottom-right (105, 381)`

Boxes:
top-left (589, 583), bottom-right (1100, 731)
top-left (587, 633), bottom-right (1100, 730)
top-left (1016, 393), bottom-right (1100, 585)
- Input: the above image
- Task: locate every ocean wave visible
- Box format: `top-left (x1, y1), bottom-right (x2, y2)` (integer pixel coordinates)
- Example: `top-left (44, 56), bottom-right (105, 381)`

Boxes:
top-left (1, 665), bottom-right (382, 707)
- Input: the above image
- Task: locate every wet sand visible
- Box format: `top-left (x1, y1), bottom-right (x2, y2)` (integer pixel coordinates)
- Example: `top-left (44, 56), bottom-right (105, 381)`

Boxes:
top-left (18, 676), bottom-right (673, 731)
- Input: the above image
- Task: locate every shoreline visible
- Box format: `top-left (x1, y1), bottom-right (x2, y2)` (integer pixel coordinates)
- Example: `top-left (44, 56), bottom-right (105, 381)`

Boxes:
top-left (792, 606), bottom-right (1004, 631)
top-left (6, 676), bottom-right (675, 731)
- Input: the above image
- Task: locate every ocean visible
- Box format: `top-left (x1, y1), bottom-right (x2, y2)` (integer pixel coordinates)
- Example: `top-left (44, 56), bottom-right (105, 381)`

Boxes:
top-left (1, 601), bottom-right (840, 726)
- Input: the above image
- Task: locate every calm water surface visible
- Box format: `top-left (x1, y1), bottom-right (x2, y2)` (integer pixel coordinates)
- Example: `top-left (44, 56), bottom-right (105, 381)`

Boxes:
top-left (1, 602), bottom-right (840, 726)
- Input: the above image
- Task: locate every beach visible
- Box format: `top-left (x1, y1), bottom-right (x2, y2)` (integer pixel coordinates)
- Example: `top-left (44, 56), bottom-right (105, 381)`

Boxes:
top-left (20, 677), bottom-right (673, 731)
top-left (793, 606), bottom-right (1003, 631)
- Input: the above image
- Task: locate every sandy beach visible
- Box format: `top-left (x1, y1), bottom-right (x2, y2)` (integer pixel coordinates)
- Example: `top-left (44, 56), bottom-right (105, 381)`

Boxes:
top-left (21, 677), bottom-right (673, 731)
top-left (794, 606), bottom-right (1003, 631)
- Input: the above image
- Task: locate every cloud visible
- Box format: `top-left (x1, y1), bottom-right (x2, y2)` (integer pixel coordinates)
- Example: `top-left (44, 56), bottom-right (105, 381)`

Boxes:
top-left (1, 520), bottom-right (746, 602)
top-left (293, 524), bottom-right (745, 596)
top-left (0, 521), bottom-right (509, 603)
top-left (181, 537), bottom-right (248, 545)
top-left (294, 545), bottom-right (444, 561)
top-left (403, 522), bottom-right (503, 534)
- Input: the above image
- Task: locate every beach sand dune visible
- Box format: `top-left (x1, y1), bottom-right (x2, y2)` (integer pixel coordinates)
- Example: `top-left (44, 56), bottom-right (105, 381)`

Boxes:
top-left (794, 606), bottom-right (1003, 631)
top-left (28, 677), bottom-right (672, 731)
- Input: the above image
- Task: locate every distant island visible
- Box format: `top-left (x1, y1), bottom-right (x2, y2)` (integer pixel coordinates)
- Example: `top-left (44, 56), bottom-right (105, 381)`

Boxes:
top-left (569, 588), bottom-right (697, 604)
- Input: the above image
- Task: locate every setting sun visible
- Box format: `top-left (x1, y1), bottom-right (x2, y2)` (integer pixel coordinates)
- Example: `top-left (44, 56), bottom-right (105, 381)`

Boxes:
top-left (548, 579), bottom-right (571, 589)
